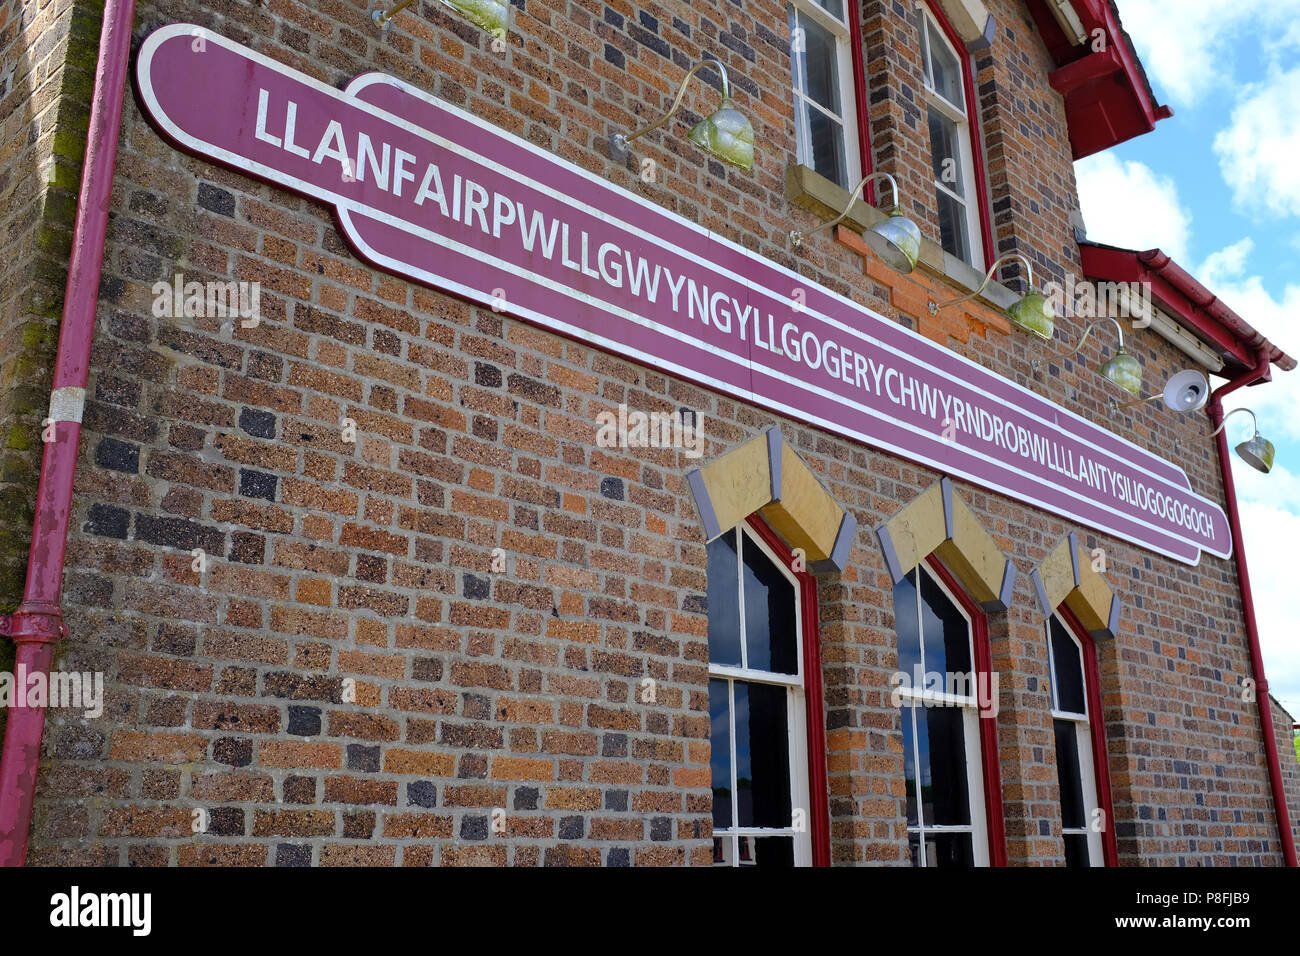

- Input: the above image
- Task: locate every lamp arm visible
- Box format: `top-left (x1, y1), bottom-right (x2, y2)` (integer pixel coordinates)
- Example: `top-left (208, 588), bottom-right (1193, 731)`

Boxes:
top-left (790, 172), bottom-right (902, 244)
top-left (1040, 316), bottom-right (1125, 363)
top-left (622, 60), bottom-right (729, 146)
top-left (936, 252), bottom-right (1035, 311)
top-left (1210, 406), bottom-right (1257, 438)
top-left (375, 0), bottom-right (418, 27)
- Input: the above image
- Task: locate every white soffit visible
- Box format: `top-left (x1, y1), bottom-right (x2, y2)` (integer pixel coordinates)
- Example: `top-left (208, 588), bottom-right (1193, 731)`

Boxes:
top-left (934, 0), bottom-right (993, 46)
top-left (1047, 0), bottom-right (1089, 46)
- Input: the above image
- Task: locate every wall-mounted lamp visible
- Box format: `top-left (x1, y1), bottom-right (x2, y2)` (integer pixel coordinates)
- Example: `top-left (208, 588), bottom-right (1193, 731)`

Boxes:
top-left (788, 172), bottom-right (922, 273)
top-left (609, 59), bottom-right (754, 171)
top-left (1211, 407), bottom-right (1275, 474)
top-left (932, 252), bottom-right (1056, 340)
top-left (374, 0), bottom-right (512, 35)
top-left (1109, 368), bottom-right (1209, 415)
top-left (1032, 316), bottom-right (1142, 396)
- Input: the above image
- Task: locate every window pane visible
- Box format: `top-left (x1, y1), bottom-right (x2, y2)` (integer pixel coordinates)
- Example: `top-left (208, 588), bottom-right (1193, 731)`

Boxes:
top-left (1050, 618), bottom-right (1087, 715)
top-left (920, 569), bottom-right (972, 679)
top-left (1064, 833), bottom-right (1091, 868)
top-left (1054, 718), bottom-right (1086, 829)
top-left (706, 533), bottom-right (741, 667)
top-left (926, 20), bottom-right (964, 108)
top-left (811, 0), bottom-right (845, 20)
top-left (924, 831), bottom-right (974, 868)
top-left (902, 706), bottom-right (919, 826)
top-left (751, 836), bottom-right (795, 867)
top-left (918, 705), bottom-right (971, 826)
top-left (935, 187), bottom-right (972, 264)
top-left (734, 681), bottom-right (793, 829)
top-left (796, 10), bottom-right (842, 114)
top-left (805, 103), bottom-right (849, 189)
top-left (894, 569), bottom-right (921, 678)
top-left (710, 679), bottom-right (733, 830)
top-left (927, 105), bottom-right (965, 196)
top-left (907, 832), bottom-right (922, 867)
top-left (741, 533), bottom-right (798, 674)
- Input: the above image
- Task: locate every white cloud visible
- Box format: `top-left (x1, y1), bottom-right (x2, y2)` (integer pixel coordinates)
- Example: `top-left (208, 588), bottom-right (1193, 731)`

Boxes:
top-left (1075, 154), bottom-right (1193, 261)
top-left (1236, 500), bottom-right (1300, 716)
top-left (1114, 1), bottom-right (1300, 107)
top-left (1213, 66), bottom-right (1300, 219)
top-left (1194, 239), bottom-right (1300, 442)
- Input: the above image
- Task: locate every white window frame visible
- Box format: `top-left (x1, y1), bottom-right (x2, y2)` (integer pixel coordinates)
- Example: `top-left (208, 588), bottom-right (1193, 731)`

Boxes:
top-left (709, 522), bottom-right (812, 867)
top-left (1047, 612), bottom-right (1105, 867)
top-left (789, 0), bottom-right (862, 190)
top-left (896, 562), bottom-right (989, 867)
top-left (917, 2), bottom-right (983, 270)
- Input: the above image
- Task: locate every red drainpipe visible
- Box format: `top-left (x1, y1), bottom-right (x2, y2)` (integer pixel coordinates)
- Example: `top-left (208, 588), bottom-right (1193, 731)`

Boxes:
top-left (0, 0), bottom-right (136, 866)
top-left (1209, 349), bottom-right (1298, 867)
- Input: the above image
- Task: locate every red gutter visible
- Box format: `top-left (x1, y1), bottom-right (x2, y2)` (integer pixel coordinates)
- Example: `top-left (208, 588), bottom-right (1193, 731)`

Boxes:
top-left (0, 0), bottom-right (136, 866)
top-left (1079, 244), bottom-right (1296, 373)
top-left (1209, 350), bottom-right (1298, 867)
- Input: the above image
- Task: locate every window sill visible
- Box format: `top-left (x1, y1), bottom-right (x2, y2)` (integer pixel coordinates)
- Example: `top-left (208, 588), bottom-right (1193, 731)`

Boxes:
top-left (784, 162), bottom-right (1021, 314)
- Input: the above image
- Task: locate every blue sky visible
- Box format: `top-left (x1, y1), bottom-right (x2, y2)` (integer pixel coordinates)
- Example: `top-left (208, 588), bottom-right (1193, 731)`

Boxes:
top-left (1074, 1), bottom-right (1300, 717)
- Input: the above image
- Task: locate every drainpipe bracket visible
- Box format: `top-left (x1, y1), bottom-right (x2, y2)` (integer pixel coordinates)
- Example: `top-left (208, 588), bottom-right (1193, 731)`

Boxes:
top-left (0, 602), bottom-right (66, 644)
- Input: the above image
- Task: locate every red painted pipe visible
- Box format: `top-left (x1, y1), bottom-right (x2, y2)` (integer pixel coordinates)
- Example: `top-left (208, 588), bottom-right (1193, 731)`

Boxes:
top-left (0, 0), bottom-right (136, 866)
top-left (1209, 350), bottom-right (1298, 867)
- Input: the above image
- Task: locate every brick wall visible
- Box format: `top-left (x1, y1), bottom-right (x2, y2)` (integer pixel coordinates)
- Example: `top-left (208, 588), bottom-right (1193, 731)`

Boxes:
top-left (0, 0), bottom-right (103, 757)
top-left (9, 0), bottom-right (1293, 866)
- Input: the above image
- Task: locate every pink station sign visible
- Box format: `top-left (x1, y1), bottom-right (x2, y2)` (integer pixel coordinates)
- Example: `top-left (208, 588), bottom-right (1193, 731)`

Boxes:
top-left (136, 24), bottom-right (1232, 566)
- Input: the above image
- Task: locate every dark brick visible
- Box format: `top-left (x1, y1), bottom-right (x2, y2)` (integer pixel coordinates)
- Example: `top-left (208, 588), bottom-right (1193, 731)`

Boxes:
top-left (284, 776), bottom-right (316, 804)
top-left (287, 706), bottom-right (321, 736)
top-left (213, 737), bottom-right (252, 767)
top-left (407, 781), bottom-right (438, 808)
top-left (84, 503), bottom-right (129, 539)
top-left (275, 843), bottom-right (312, 867)
top-left (607, 847), bottom-right (630, 867)
top-left (605, 789), bottom-right (628, 811)
top-left (95, 437), bottom-right (140, 474)
top-left (600, 477), bottom-right (624, 500)
top-left (559, 815), bottom-right (584, 840)
top-left (239, 407), bottom-right (276, 438)
top-left (208, 807), bottom-right (245, 836)
top-left (650, 816), bottom-right (671, 841)
top-left (460, 815), bottom-right (489, 840)
top-left (514, 786), bottom-right (539, 811)
top-left (134, 515), bottom-right (225, 553)
top-left (463, 573), bottom-right (490, 599)
top-left (347, 744), bottom-right (380, 773)
top-left (239, 469), bottom-right (277, 502)
top-left (197, 182), bottom-right (236, 216)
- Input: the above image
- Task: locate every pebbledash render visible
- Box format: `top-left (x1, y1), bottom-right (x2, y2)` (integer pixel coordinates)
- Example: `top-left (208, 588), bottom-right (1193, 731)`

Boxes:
top-left (0, 0), bottom-right (1296, 868)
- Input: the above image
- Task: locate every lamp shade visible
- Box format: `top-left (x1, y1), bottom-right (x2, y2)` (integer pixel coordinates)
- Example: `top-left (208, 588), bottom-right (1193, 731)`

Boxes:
top-left (869, 208), bottom-right (922, 274)
top-left (1006, 291), bottom-right (1055, 340)
top-left (1236, 433), bottom-right (1275, 473)
top-left (687, 96), bottom-right (755, 171)
top-left (442, 0), bottom-right (510, 34)
top-left (1100, 347), bottom-right (1142, 396)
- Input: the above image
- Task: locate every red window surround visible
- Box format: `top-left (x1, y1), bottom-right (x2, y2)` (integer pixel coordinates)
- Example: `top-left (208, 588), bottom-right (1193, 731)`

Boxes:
top-left (925, 0), bottom-right (996, 269)
top-left (745, 515), bottom-right (831, 867)
top-left (1058, 603), bottom-right (1120, 867)
top-left (926, 554), bottom-right (1008, 867)
top-left (850, 1), bottom-right (995, 267)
